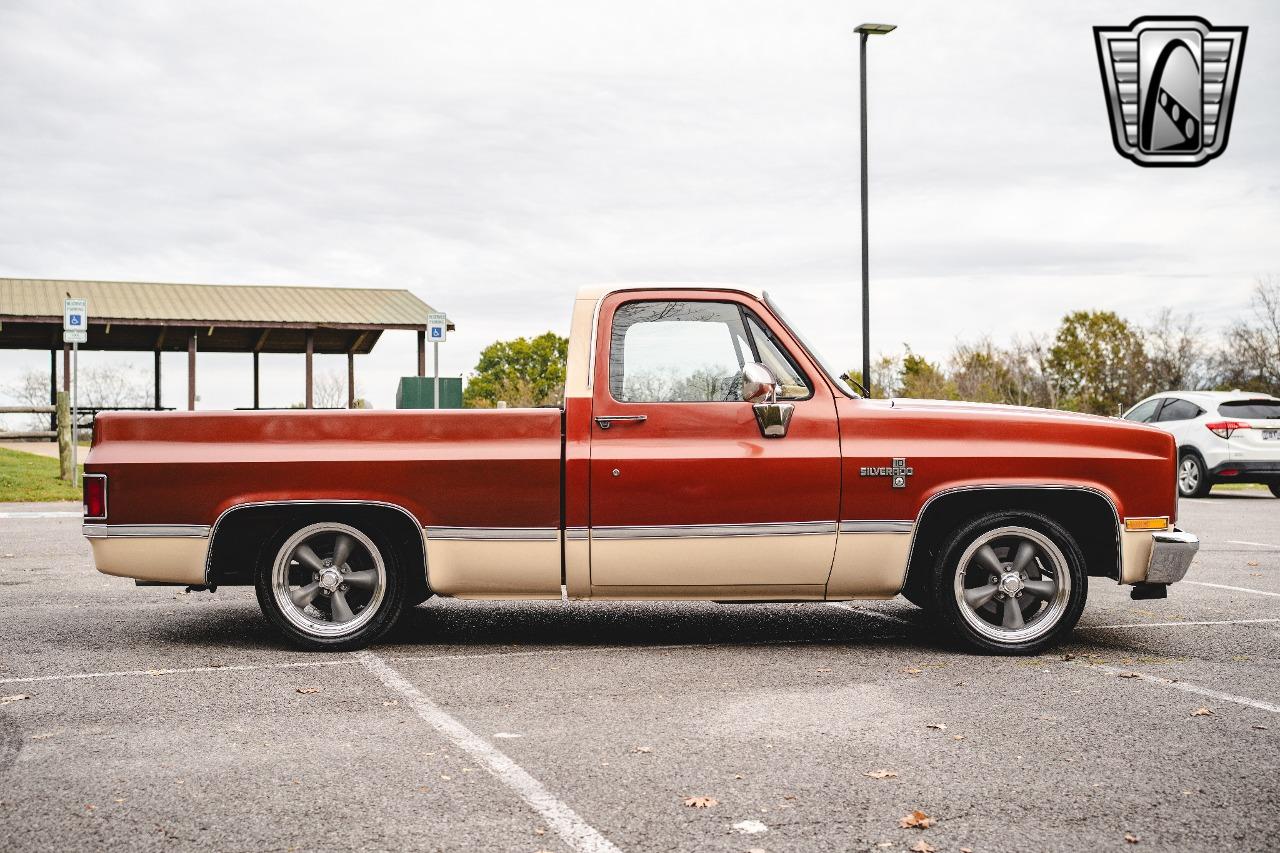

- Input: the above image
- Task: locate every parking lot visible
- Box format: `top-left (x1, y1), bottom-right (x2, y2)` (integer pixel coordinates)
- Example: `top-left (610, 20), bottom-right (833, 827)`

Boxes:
top-left (0, 494), bottom-right (1276, 852)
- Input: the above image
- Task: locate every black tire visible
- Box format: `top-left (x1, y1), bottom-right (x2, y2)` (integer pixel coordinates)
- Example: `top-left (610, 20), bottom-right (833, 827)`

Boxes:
top-left (1269, 483), bottom-right (1280, 499)
top-left (1177, 450), bottom-right (1212, 498)
top-left (929, 511), bottom-right (1088, 655)
top-left (255, 519), bottom-right (406, 651)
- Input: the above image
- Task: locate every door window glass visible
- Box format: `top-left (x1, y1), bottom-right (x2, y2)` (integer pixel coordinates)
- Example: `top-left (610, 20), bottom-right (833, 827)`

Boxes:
top-left (1156, 398), bottom-right (1201, 422)
top-left (608, 300), bottom-right (812, 403)
top-left (1124, 399), bottom-right (1161, 423)
top-left (609, 301), bottom-right (749, 402)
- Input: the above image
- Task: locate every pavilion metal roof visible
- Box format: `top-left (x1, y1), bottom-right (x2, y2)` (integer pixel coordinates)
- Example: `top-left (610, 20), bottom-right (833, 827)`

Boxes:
top-left (0, 277), bottom-right (453, 355)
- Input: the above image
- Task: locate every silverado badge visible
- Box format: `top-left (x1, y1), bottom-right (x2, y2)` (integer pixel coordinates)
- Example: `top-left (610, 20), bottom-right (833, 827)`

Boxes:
top-left (860, 457), bottom-right (914, 489)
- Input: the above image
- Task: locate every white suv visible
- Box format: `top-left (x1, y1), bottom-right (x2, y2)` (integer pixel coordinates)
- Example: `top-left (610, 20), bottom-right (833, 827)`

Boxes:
top-left (1122, 391), bottom-right (1280, 498)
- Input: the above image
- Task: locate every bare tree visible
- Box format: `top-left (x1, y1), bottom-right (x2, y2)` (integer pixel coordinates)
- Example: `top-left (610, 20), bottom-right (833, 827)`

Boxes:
top-left (4, 363), bottom-right (148, 429)
top-left (1145, 308), bottom-right (1208, 392)
top-left (1213, 277), bottom-right (1280, 394)
top-left (3, 369), bottom-right (51, 429)
top-left (78, 364), bottom-right (149, 409)
top-left (312, 371), bottom-right (356, 409)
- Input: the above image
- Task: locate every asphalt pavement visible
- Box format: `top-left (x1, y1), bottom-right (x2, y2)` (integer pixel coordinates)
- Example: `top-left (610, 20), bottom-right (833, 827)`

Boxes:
top-left (0, 492), bottom-right (1277, 852)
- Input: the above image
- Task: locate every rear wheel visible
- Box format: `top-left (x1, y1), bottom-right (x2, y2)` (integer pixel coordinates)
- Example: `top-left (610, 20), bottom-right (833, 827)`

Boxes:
top-left (931, 512), bottom-right (1087, 655)
top-left (1178, 452), bottom-right (1212, 498)
top-left (255, 521), bottom-right (405, 651)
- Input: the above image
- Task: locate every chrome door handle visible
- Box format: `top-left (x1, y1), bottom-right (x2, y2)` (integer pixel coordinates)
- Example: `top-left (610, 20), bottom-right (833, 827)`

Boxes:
top-left (594, 415), bottom-right (647, 429)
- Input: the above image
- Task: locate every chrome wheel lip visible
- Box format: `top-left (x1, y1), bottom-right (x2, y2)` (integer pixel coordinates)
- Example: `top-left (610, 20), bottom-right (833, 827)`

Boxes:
top-left (272, 523), bottom-right (386, 638)
top-left (1178, 458), bottom-right (1200, 495)
top-left (953, 525), bottom-right (1071, 645)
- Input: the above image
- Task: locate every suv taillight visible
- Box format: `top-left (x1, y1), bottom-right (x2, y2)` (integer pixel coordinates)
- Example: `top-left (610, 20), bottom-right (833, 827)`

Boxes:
top-left (1206, 421), bottom-right (1252, 439)
top-left (83, 474), bottom-right (107, 520)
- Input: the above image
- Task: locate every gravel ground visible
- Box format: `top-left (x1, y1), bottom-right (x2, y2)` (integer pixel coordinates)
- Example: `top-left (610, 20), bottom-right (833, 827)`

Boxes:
top-left (0, 494), bottom-right (1277, 852)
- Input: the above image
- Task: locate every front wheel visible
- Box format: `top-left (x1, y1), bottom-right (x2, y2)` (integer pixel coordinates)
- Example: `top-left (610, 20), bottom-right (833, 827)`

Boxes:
top-left (255, 520), bottom-right (406, 651)
top-left (931, 512), bottom-right (1087, 655)
top-left (1178, 452), bottom-right (1212, 498)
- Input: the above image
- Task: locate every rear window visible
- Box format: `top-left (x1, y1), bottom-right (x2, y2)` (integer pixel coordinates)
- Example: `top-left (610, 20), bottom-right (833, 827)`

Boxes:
top-left (1218, 400), bottom-right (1280, 419)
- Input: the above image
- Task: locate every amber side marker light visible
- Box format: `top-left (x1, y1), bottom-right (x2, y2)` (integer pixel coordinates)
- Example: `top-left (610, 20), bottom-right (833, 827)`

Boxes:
top-left (83, 474), bottom-right (107, 521)
top-left (1124, 517), bottom-right (1169, 532)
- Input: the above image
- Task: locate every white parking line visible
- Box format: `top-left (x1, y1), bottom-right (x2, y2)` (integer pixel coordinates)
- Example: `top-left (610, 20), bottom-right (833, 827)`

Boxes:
top-left (354, 651), bottom-right (622, 853)
top-left (1227, 539), bottom-right (1280, 549)
top-left (1082, 617), bottom-right (1280, 630)
top-left (0, 511), bottom-right (81, 519)
top-left (1186, 581), bottom-right (1280, 598)
top-left (1076, 660), bottom-right (1280, 714)
top-left (0, 633), bottom-right (897, 686)
top-left (0, 650), bottom-right (553, 685)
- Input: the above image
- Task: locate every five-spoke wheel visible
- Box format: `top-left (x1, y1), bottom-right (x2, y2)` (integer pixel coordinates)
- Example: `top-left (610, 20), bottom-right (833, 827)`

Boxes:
top-left (255, 520), bottom-right (405, 650)
top-left (932, 512), bottom-right (1087, 654)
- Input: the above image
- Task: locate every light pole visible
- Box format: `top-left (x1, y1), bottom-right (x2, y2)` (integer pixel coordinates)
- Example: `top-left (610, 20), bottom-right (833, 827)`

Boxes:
top-left (854, 22), bottom-right (895, 396)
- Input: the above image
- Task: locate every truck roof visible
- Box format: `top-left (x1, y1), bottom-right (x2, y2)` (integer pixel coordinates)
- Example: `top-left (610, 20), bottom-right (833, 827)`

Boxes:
top-left (575, 283), bottom-right (766, 301)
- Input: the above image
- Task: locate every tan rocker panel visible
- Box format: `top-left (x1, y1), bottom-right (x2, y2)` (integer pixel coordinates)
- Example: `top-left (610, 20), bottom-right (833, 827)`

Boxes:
top-left (425, 529), bottom-right (562, 598)
top-left (825, 526), bottom-right (914, 599)
top-left (88, 537), bottom-right (210, 585)
top-left (589, 529), bottom-right (836, 587)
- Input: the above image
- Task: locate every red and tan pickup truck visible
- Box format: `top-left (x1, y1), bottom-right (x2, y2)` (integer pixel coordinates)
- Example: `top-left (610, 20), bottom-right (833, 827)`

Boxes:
top-left (81, 285), bottom-right (1198, 654)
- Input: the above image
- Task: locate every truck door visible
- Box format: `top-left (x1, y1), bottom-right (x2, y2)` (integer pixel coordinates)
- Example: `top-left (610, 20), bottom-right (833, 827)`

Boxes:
top-left (587, 291), bottom-right (841, 593)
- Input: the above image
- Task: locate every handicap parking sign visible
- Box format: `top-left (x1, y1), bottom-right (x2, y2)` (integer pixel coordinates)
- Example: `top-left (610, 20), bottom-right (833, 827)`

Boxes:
top-left (427, 312), bottom-right (448, 343)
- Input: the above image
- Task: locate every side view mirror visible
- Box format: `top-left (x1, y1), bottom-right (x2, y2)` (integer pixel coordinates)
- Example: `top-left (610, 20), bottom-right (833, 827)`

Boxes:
top-left (740, 362), bottom-right (778, 404)
top-left (740, 362), bottom-right (794, 438)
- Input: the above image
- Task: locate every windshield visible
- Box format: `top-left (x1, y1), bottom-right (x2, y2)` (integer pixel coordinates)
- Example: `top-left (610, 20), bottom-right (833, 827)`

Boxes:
top-left (764, 292), bottom-right (860, 398)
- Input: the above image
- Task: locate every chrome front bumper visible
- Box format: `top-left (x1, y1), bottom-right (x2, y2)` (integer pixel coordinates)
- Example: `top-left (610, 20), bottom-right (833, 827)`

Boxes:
top-left (1146, 528), bottom-right (1199, 584)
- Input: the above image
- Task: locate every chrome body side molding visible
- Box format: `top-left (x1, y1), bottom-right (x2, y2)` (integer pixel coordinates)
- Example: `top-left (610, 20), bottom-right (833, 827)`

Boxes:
top-left (426, 527), bottom-right (559, 542)
top-left (839, 520), bottom-right (914, 534)
top-left (590, 521), bottom-right (837, 540)
top-left (83, 524), bottom-right (211, 539)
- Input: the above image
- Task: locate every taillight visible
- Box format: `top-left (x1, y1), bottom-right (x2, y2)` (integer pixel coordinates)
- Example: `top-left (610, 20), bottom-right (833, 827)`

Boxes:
top-left (1206, 421), bottom-right (1252, 439)
top-left (83, 474), bottom-right (107, 520)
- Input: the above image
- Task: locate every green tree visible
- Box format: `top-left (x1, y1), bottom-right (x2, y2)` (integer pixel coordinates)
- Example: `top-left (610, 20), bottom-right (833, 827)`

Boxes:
top-left (463, 332), bottom-right (569, 408)
top-left (1045, 311), bottom-right (1147, 415)
top-left (898, 348), bottom-right (957, 400)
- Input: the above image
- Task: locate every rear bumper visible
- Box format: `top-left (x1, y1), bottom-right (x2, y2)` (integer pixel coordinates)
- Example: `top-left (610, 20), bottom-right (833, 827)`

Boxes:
top-left (1208, 460), bottom-right (1280, 482)
top-left (1145, 528), bottom-right (1199, 584)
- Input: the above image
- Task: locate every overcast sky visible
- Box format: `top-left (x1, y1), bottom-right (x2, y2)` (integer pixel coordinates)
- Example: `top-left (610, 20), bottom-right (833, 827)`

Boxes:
top-left (1, 1), bottom-right (1276, 413)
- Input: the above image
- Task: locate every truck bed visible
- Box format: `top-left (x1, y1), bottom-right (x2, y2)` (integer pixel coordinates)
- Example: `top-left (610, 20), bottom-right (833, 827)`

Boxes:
top-left (87, 408), bottom-right (563, 530)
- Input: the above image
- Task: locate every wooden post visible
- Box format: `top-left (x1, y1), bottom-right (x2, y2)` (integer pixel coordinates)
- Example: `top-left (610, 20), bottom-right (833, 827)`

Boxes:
top-left (417, 330), bottom-right (426, 377)
top-left (305, 330), bottom-right (314, 409)
top-left (253, 351), bottom-right (260, 409)
top-left (56, 391), bottom-right (71, 480)
top-left (62, 345), bottom-right (70, 393)
top-left (154, 350), bottom-right (162, 410)
top-left (347, 352), bottom-right (355, 408)
top-left (49, 349), bottom-right (57, 432)
top-left (187, 332), bottom-right (197, 410)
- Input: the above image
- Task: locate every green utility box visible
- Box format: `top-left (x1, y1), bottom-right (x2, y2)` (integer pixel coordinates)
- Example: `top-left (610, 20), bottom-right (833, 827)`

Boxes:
top-left (396, 376), bottom-right (463, 409)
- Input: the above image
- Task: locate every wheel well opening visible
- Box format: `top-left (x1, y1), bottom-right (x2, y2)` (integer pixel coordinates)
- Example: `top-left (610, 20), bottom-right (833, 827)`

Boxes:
top-left (903, 489), bottom-right (1119, 594)
top-left (207, 503), bottom-right (427, 599)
